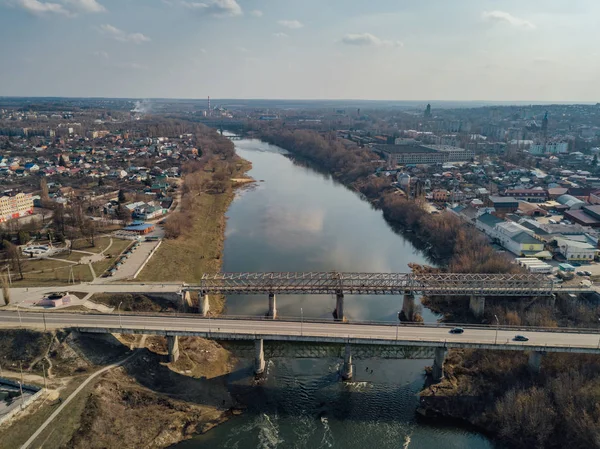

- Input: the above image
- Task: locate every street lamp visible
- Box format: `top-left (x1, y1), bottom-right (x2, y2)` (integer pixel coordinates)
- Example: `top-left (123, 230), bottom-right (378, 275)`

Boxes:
top-left (117, 301), bottom-right (123, 329)
top-left (494, 314), bottom-right (500, 344)
top-left (300, 307), bottom-right (303, 336)
top-left (16, 303), bottom-right (22, 327)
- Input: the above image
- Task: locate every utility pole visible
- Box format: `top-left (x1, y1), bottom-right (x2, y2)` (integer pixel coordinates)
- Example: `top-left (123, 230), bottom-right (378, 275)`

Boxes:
top-left (118, 301), bottom-right (123, 329)
top-left (495, 314), bottom-right (500, 344)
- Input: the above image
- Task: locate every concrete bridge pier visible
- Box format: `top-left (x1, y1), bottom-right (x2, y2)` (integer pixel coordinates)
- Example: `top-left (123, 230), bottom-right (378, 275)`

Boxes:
top-left (267, 293), bottom-right (277, 319)
top-left (469, 296), bottom-right (485, 318)
top-left (528, 351), bottom-right (544, 373)
top-left (341, 344), bottom-right (353, 381)
top-left (254, 339), bottom-right (266, 375)
top-left (181, 291), bottom-right (193, 311)
top-left (167, 335), bottom-right (179, 363)
top-left (431, 347), bottom-right (447, 382)
top-left (334, 293), bottom-right (344, 321)
top-left (401, 292), bottom-right (415, 321)
top-left (200, 294), bottom-right (210, 316)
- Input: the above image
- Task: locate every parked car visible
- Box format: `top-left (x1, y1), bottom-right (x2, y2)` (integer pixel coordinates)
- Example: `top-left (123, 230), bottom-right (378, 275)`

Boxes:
top-left (449, 327), bottom-right (464, 334)
top-left (584, 270), bottom-right (592, 276)
top-left (514, 335), bottom-right (529, 342)
top-left (577, 271), bottom-right (586, 276)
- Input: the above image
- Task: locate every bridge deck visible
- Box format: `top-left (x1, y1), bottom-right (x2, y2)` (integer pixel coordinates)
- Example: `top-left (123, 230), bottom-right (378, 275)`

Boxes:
top-left (191, 272), bottom-right (589, 296)
top-left (2, 311), bottom-right (599, 355)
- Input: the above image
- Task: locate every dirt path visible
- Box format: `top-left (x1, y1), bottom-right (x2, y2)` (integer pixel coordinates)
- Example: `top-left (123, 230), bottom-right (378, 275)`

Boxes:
top-left (20, 351), bottom-right (138, 449)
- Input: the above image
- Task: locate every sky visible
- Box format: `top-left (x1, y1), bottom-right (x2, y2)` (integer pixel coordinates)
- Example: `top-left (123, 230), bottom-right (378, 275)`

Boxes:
top-left (0, 0), bottom-right (599, 101)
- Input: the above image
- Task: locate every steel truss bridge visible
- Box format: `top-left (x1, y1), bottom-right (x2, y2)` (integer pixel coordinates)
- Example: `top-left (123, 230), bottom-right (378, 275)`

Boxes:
top-left (192, 272), bottom-right (592, 297)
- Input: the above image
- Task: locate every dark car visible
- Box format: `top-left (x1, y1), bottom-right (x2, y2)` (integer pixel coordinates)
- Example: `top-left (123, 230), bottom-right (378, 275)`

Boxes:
top-left (449, 327), bottom-right (464, 334)
top-left (514, 335), bottom-right (529, 342)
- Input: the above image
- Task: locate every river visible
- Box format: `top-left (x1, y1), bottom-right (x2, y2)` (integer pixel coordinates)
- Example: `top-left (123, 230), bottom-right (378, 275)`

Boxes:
top-left (174, 139), bottom-right (498, 449)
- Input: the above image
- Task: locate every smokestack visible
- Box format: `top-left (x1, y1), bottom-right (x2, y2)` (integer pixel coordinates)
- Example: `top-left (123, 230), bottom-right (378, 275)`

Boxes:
top-left (208, 96), bottom-right (211, 117)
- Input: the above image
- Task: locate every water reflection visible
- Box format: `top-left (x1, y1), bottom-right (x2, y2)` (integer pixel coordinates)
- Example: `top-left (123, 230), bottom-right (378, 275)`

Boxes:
top-left (173, 139), bottom-right (497, 449)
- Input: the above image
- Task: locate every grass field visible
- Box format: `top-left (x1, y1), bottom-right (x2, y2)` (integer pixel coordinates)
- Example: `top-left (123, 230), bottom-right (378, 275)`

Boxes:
top-left (71, 236), bottom-right (112, 253)
top-left (138, 159), bottom-right (251, 285)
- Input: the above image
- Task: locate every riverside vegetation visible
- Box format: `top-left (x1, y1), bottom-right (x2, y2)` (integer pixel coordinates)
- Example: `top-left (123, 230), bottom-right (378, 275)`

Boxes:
top-left (259, 127), bottom-right (600, 449)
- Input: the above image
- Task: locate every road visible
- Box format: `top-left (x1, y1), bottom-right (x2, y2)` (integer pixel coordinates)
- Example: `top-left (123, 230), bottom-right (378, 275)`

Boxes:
top-left (2, 311), bottom-right (600, 354)
top-left (20, 351), bottom-right (137, 449)
top-left (6, 283), bottom-right (182, 308)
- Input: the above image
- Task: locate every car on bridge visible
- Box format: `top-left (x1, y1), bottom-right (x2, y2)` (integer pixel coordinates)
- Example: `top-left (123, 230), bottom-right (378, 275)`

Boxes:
top-left (513, 335), bottom-right (529, 342)
top-left (449, 327), bottom-right (464, 334)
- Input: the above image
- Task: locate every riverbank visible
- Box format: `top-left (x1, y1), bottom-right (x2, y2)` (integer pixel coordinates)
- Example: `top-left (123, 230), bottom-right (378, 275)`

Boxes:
top-left (419, 348), bottom-right (600, 449)
top-left (256, 128), bottom-right (600, 449)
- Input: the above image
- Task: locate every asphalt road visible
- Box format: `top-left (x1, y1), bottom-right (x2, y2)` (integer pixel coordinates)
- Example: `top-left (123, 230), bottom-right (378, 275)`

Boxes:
top-left (1, 311), bottom-right (599, 353)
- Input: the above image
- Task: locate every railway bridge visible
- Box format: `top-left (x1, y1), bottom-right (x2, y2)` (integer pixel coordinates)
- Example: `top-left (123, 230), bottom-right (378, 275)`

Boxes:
top-left (181, 272), bottom-right (592, 320)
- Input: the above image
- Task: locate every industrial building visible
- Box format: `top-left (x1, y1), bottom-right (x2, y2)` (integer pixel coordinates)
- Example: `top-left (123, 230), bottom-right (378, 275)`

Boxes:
top-left (375, 144), bottom-right (475, 166)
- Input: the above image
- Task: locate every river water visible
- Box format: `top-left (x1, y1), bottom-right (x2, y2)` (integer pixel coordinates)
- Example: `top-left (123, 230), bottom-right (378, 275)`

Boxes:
top-left (174, 139), bottom-right (497, 449)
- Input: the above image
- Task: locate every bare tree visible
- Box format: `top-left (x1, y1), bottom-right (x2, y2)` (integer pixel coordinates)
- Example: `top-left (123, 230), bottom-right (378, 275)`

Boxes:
top-left (3, 241), bottom-right (23, 280)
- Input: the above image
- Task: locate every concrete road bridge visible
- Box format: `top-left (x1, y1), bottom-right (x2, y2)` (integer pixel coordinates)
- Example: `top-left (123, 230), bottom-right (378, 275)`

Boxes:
top-left (183, 272), bottom-right (594, 320)
top-left (2, 311), bottom-right (599, 383)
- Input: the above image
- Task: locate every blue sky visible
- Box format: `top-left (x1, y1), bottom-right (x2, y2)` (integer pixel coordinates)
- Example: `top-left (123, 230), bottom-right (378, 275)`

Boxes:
top-left (1, 0), bottom-right (599, 101)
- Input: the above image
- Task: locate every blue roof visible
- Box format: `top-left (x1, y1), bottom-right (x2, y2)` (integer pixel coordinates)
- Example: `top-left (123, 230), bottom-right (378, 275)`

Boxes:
top-left (124, 223), bottom-right (154, 231)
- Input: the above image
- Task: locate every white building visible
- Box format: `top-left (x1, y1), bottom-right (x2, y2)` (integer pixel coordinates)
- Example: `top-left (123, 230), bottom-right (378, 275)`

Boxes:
top-left (529, 142), bottom-right (569, 155)
top-left (0, 192), bottom-right (33, 223)
top-left (554, 237), bottom-right (598, 261)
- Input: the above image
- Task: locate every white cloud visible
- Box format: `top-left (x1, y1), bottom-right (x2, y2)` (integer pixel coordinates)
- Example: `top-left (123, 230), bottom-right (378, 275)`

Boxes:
top-left (341, 33), bottom-right (403, 47)
top-left (182, 0), bottom-right (242, 17)
top-left (249, 9), bottom-right (262, 17)
top-left (62, 0), bottom-right (104, 13)
top-left (273, 32), bottom-right (288, 38)
top-left (99, 24), bottom-right (150, 44)
top-left (9, 0), bottom-right (105, 16)
top-left (236, 46), bottom-right (248, 53)
top-left (93, 50), bottom-right (109, 59)
top-left (278, 19), bottom-right (303, 29)
top-left (114, 62), bottom-right (148, 70)
top-left (482, 10), bottom-right (535, 29)
top-left (14, 0), bottom-right (71, 16)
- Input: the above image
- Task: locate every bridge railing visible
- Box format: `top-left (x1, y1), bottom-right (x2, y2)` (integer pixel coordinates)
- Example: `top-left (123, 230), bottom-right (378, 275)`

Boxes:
top-left (28, 309), bottom-right (600, 335)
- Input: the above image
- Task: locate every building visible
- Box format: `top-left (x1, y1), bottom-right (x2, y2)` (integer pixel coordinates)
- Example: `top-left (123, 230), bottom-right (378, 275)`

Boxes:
top-left (432, 189), bottom-right (449, 202)
top-left (554, 237), bottom-right (598, 261)
top-left (123, 222), bottom-right (155, 235)
top-left (528, 142), bottom-right (569, 155)
top-left (0, 191), bottom-right (33, 223)
top-left (504, 189), bottom-right (547, 203)
top-left (495, 222), bottom-right (544, 256)
top-left (375, 144), bottom-right (474, 166)
top-left (557, 194), bottom-right (586, 210)
top-left (486, 196), bottom-right (519, 216)
top-left (476, 212), bottom-right (504, 236)
top-left (565, 205), bottom-right (600, 228)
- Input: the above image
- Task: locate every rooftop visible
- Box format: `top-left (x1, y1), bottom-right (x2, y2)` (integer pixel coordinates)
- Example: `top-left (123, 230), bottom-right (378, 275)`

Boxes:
top-left (374, 144), bottom-right (438, 154)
